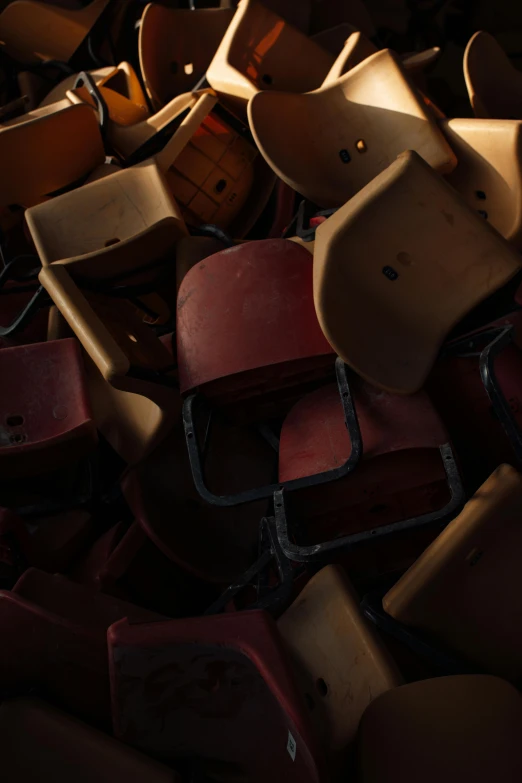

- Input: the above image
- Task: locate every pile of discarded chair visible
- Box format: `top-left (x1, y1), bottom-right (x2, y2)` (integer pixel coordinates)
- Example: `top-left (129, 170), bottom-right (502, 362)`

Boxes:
top-left (1, 0), bottom-right (522, 779)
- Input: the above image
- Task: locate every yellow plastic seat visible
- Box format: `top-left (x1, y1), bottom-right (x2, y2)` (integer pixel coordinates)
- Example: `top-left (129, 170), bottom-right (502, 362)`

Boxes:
top-left (441, 118), bottom-right (522, 249)
top-left (0, 0), bottom-right (110, 63)
top-left (39, 265), bottom-right (180, 465)
top-left (68, 90), bottom-right (273, 236)
top-left (0, 698), bottom-right (179, 781)
top-left (384, 464), bottom-right (522, 681)
top-left (249, 49), bottom-right (456, 208)
top-left (47, 62), bottom-right (149, 133)
top-left (313, 151), bottom-right (522, 394)
top-left (277, 565), bottom-right (401, 772)
top-left (0, 100), bottom-right (105, 208)
top-left (358, 676), bottom-right (522, 783)
top-left (138, 5), bottom-right (235, 109)
top-left (464, 31), bottom-right (522, 119)
top-left (206, 0), bottom-right (334, 117)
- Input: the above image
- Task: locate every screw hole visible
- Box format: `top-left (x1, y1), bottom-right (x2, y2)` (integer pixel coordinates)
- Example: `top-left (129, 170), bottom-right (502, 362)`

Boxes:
top-left (262, 74), bottom-right (272, 85)
top-left (187, 432), bottom-right (194, 439)
top-left (355, 139), bottom-right (367, 153)
top-left (475, 190), bottom-right (486, 200)
top-left (184, 63), bottom-right (194, 75)
top-left (104, 237), bottom-right (120, 247)
top-left (339, 149), bottom-right (351, 164)
top-left (276, 502), bottom-right (282, 508)
top-left (9, 433), bottom-right (25, 444)
top-left (478, 210), bottom-right (488, 220)
top-left (6, 414), bottom-right (24, 427)
top-left (215, 178), bottom-right (227, 194)
top-left (316, 678), bottom-right (328, 697)
top-left (382, 266), bottom-right (399, 281)
top-left (371, 529), bottom-right (377, 535)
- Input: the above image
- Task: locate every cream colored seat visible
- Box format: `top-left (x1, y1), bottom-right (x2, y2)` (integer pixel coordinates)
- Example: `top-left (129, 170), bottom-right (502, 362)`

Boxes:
top-left (441, 118), bottom-right (522, 249)
top-left (139, 5), bottom-right (235, 109)
top-left (313, 151), bottom-right (522, 394)
top-left (358, 676), bottom-right (522, 782)
top-left (39, 265), bottom-right (180, 465)
top-left (384, 464), bottom-right (522, 681)
top-left (464, 31), bottom-right (522, 119)
top-left (0, 0), bottom-right (110, 63)
top-left (249, 49), bottom-right (456, 208)
top-left (278, 565), bottom-right (401, 774)
top-left (206, 0), bottom-right (334, 117)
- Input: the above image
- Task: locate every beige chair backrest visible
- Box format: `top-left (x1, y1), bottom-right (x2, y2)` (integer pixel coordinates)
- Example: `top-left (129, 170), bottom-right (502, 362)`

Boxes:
top-left (0, 698), bottom-right (179, 780)
top-left (278, 565), bottom-right (401, 771)
top-left (464, 31), bottom-right (522, 119)
top-left (441, 117), bottom-right (522, 249)
top-left (206, 0), bottom-right (334, 116)
top-left (139, 5), bottom-right (235, 109)
top-left (384, 464), bottom-right (522, 682)
top-left (313, 151), bottom-right (522, 394)
top-left (66, 62), bottom-right (149, 129)
top-left (358, 676), bottom-right (522, 782)
top-left (249, 49), bottom-right (457, 208)
top-left (39, 265), bottom-right (180, 465)
top-left (0, 0), bottom-right (110, 63)
top-left (0, 100), bottom-right (104, 208)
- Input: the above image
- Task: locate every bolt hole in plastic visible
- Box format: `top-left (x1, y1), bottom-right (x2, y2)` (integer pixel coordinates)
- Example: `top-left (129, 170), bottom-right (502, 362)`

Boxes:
top-left (339, 149), bottom-right (351, 163)
top-left (356, 139), bottom-right (367, 153)
top-left (478, 210), bottom-right (489, 219)
top-left (215, 179), bottom-right (227, 194)
top-left (262, 74), bottom-right (273, 85)
top-left (184, 63), bottom-right (194, 75)
top-left (9, 433), bottom-right (25, 444)
top-left (6, 415), bottom-right (24, 427)
top-left (316, 678), bottom-right (328, 697)
top-left (104, 238), bottom-right (121, 247)
top-left (476, 190), bottom-right (487, 200)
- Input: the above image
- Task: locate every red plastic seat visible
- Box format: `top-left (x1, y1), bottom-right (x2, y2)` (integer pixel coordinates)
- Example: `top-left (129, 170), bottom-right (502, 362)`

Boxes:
top-left (177, 239), bottom-right (335, 405)
top-left (276, 378), bottom-right (463, 559)
top-left (108, 611), bottom-right (327, 783)
top-left (0, 338), bottom-right (97, 477)
top-left (0, 568), bottom-right (163, 724)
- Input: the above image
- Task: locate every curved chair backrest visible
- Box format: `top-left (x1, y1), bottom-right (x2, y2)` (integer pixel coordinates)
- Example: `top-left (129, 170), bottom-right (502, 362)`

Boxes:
top-left (278, 565), bottom-right (401, 771)
top-left (249, 49), bottom-right (457, 208)
top-left (38, 265), bottom-right (180, 465)
top-left (177, 239), bottom-right (334, 399)
top-left (384, 464), bottom-right (522, 682)
top-left (66, 62), bottom-right (149, 128)
top-left (108, 612), bottom-right (327, 782)
top-left (0, 0), bottom-right (110, 63)
top-left (206, 0), bottom-right (334, 116)
top-left (441, 118), bottom-right (522, 249)
top-left (0, 101), bottom-right (105, 207)
top-left (0, 699), bottom-right (179, 781)
top-left (313, 151), bottom-right (522, 394)
top-left (358, 676), bottom-right (522, 782)
top-left (139, 5), bottom-right (235, 108)
top-left (464, 31), bottom-right (522, 119)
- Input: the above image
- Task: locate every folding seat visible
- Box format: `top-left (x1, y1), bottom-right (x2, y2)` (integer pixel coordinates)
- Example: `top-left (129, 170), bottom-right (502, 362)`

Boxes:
top-left (464, 31), bottom-right (522, 119)
top-left (441, 118), bottom-right (522, 248)
top-left (383, 464), bottom-right (522, 682)
top-left (0, 568), bottom-right (162, 724)
top-left (0, 0), bottom-right (110, 63)
top-left (0, 100), bottom-right (104, 208)
top-left (206, 0), bottom-right (334, 117)
top-left (358, 676), bottom-right (522, 782)
top-left (248, 50), bottom-right (456, 208)
top-left (108, 611), bottom-right (328, 782)
top-left (313, 151), bottom-right (522, 394)
top-left (138, 5), bottom-right (235, 109)
top-left (277, 565), bottom-right (401, 774)
top-left (428, 314), bottom-right (522, 480)
top-left (275, 376), bottom-right (463, 561)
top-left (38, 266), bottom-right (180, 465)
top-left (0, 698), bottom-right (180, 781)
top-left (0, 338), bottom-right (97, 478)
